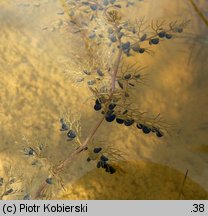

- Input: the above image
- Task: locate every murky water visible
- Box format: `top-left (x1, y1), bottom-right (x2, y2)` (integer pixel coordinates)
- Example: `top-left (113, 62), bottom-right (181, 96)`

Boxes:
top-left (0, 0), bottom-right (208, 199)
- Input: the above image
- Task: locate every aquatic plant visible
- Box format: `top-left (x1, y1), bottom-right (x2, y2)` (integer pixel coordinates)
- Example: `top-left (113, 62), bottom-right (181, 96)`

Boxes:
top-left (29, 0), bottom-right (190, 199)
top-left (0, 164), bottom-right (23, 200)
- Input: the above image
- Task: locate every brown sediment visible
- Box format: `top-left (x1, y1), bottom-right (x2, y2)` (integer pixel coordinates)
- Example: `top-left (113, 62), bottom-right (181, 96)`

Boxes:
top-left (58, 161), bottom-right (208, 200)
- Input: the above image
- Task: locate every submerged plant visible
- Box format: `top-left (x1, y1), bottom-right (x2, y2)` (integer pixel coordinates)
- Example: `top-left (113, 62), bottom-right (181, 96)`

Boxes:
top-left (7, 0), bottom-right (189, 199)
top-left (0, 164), bottom-right (23, 200)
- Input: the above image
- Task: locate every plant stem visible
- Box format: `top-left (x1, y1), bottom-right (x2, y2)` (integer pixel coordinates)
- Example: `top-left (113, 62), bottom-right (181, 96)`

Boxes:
top-left (34, 182), bottom-right (47, 200)
top-left (54, 116), bottom-right (105, 173)
top-left (178, 169), bottom-right (189, 200)
top-left (112, 44), bottom-right (122, 92)
top-left (189, 0), bottom-right (208, 27)
top-left (111, 25), bottom-right (122, 92)
top-left (33, 27), bottom-right (123, 200)
top-left (33, 116), bottom-right (104, 199)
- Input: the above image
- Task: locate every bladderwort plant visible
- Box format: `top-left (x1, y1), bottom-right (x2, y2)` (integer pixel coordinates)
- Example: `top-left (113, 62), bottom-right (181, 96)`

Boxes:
top-left (0, 0), bottom-right (190, 200)
top-left (0, 164), bottom-right (24, 200)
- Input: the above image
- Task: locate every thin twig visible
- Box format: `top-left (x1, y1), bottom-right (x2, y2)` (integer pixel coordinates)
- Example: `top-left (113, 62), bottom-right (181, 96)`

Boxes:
top-left (189, 0), bottom-right (208, 27)
top-left (178, 169), bottom-right (189, 200)
top-left (111, 25), bottom-right (122, 92)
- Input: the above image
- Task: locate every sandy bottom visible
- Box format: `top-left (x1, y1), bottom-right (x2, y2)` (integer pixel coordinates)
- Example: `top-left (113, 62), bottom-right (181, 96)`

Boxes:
top-left (59, 161), bottom-right (208, 200)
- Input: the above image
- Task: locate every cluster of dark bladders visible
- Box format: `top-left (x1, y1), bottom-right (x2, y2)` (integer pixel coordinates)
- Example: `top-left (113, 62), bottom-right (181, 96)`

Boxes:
top-left (60, 118), bottom-right (116, 174)
top-left (60, 117), bottom-right (116, 174)
top-left (1, 174), bottom-right (34, 200)
top-left (80, 0), bottom-right (137, 11)
top-left (60, 118), bottom-right (77, 141)
top-left (94, 99), bottom-right (164, 138)
top-left (69, 0), bottom-right (185, 60)
top-left (87, 147), bottom-right (116, 174)
top-left (117, 27), bottom-right (184, 57)
top-left (82, 0), bottom-right (184, 57)
top-left (35, 119), bottom-right (77, 186)
top-left (0, 177), bottom-right (15, 198)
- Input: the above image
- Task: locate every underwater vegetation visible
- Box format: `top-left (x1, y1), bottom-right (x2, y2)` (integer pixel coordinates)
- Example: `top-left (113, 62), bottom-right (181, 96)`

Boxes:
top-left (33, 0), bottom-right (187, 199)
top-left (1, 0), bottom-right (207, 200)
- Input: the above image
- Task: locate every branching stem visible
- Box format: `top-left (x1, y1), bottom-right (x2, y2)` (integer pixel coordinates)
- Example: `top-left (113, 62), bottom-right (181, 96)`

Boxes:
top-left (33, 8), bottom-right (123, 199)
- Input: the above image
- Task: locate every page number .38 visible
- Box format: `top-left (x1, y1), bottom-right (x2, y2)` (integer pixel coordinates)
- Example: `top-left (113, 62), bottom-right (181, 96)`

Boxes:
top-left (191, 204), bottom-right (205, 213)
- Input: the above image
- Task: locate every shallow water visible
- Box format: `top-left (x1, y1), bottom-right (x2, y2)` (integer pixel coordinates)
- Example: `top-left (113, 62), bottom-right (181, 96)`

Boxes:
top-left (0, 0), bottom-right (208, 199)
